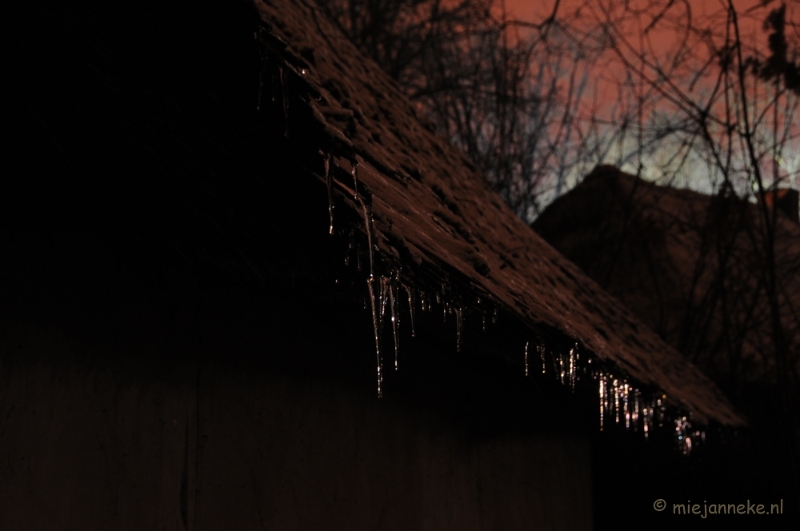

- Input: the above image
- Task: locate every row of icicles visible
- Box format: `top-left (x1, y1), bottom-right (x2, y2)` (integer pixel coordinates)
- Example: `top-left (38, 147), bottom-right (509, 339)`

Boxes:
top-left (527, 340), bottom-right (703, 455)
top-left (324, 150), bottom-right (703, 456)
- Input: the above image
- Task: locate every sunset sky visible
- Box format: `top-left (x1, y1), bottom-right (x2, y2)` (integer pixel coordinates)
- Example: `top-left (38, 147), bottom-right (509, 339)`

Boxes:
top-left (504, 0), bottom-right (796, 60)
top-left (506, 0), bottom-right (795, 26)
top-left (502, 0), bottom-right (799, 191)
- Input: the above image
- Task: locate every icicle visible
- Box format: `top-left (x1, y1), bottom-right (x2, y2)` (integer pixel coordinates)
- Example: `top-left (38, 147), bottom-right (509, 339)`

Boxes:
top-left (492, 308), bottom-right (498, 323)
top-left (367, 277), bottom-right (382, 398)
top-left (623, 382), bottom-right (631, 430)
top-left (389, 280), bottom-right (400, 371)
top-left (351, 161), bottom-right (359, 201)
top-left (377, 277), bottom-right (386, 328)
top-left (325, 152), bottom-right (334, 235)
top-left (539, 343), bottom-right (546, 374)
top-left (361, 202), bottom-right (381, 397)
top-left (454, 307), bottom-right (463, 352)
top-left (362, 204), bottom-right (375, 281)
top-left (568, 344), bottom-right (578, 391)
top-left (613, 379), bottom-right (621, 424)
top-left (524, 341), bottom-right (529, 377)
top-left (403, 284), bottom-right (416, 338)
top-left (481, 314), bottom-right (486, 332)
top-left (599, 374), bottom-right (606, 431)
top-left (632, 389), bottom-right (641, 431)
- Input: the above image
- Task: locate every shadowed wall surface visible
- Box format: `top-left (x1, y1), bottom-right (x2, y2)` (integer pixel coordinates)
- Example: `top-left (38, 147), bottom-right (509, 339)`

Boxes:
top-left (0, 228), bottom-right (592, 531)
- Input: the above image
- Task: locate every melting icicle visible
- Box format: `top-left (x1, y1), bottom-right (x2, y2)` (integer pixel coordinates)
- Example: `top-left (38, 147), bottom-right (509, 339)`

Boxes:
top-left (367, 276), bottom-right (382, 398)
top-left (364, 207), bottom-right (375, 280)
top-left (599, 374), bottom-right (606, 431)
top-left (351, 161), bottom-right (360, 201)
top-left (568, 344), bottom-right (578, 391)
top-left (524, 341), bottom-right (529, 377)
top-left (623, 382), bottom-right (631, 430)
top-left (613, 379), bottom-right (621, 424)
top-left (403, 285), bottom-right (416, 338)
top-left (361, 202), bottom-right (381, 397)
top-left (378, 276), bottom-right (390, 330)
top-left (389, 280), bottom-right (400, 370)
top-left (325, 152), bottom-right (334, 235)
top-left (454, 307), bottom-right (463, 352)
top-left (632, 389), bottom-right (641, 431)
top-left (539, 344), bottom-right (546, 374)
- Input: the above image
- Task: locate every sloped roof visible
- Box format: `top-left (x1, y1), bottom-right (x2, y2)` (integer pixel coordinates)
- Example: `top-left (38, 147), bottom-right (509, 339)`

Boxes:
top-left (533, 165), bottom-right (800, 388)
top-left (254, 0), bottom-right (745, 427)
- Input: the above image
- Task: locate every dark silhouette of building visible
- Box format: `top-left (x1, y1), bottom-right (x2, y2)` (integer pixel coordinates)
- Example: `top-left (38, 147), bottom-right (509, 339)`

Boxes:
top-left (535, 165), bottom-right (800, 525)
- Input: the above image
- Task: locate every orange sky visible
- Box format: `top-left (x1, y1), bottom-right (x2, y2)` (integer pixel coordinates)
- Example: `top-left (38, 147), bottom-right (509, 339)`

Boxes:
top-left (502, 0), bottom-right (799, 190)
top-left (504, 0), bottom-right (797, 49)
top-left (506, 0), bottom-right (793, 24)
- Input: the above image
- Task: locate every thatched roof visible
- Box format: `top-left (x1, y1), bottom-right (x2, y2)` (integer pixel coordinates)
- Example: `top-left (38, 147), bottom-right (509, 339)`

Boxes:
top-left (253, 0), bottom-right (745, 427)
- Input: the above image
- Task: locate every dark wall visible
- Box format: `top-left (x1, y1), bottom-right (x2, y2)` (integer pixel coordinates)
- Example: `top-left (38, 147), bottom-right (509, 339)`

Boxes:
top-left (0, 224), bottom-right (593, 530)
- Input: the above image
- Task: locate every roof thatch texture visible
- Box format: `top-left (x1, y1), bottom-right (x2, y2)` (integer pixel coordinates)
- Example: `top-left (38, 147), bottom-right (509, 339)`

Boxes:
top-left (254, 0), bottom-right (745, 427)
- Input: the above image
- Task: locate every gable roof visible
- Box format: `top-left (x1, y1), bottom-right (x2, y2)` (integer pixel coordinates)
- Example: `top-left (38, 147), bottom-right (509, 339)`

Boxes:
top-left (254, 0), bottom-right (745, 427)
